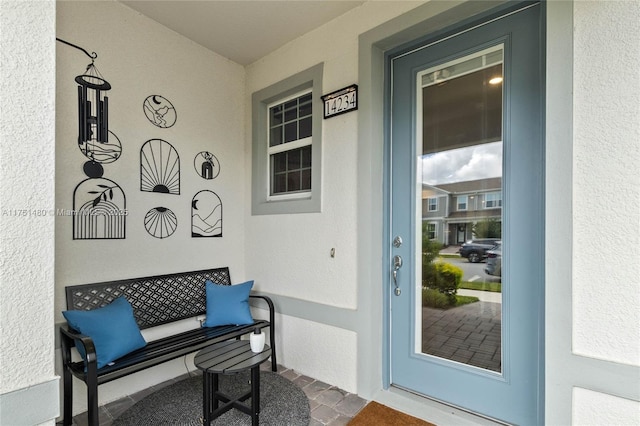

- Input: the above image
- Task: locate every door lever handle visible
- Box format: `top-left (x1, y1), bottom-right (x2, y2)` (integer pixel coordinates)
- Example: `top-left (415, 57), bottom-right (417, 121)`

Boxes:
top-left (392, 255), bottom-right (402, 296)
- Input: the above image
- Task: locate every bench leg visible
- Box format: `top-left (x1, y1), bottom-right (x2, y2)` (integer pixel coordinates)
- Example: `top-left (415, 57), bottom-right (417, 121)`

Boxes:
top-left (269, 328), bottom-right (277, 372)
top-left (87, 375), bottom-right (99, 425)
top-left (251, 366), bottom-right (260, 426)
top-left (62, 366), bottom-right (73, 426)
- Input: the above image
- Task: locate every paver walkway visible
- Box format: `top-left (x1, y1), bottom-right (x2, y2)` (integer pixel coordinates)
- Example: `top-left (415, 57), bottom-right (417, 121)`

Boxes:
top-left (422, 300), bottom-right (502, 372)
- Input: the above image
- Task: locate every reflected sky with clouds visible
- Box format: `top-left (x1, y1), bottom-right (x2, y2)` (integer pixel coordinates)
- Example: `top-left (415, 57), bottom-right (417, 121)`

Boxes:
top-left (422, 141), bottom-right (502, 185)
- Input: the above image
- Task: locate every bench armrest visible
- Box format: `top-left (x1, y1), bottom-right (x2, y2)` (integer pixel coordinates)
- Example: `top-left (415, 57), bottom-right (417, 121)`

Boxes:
top-left (59, 324), bottom-right (98, 370)
top-left (249, 293), bottom-right (275, 329)
top-left (249, 293), bottom-right (277, 370)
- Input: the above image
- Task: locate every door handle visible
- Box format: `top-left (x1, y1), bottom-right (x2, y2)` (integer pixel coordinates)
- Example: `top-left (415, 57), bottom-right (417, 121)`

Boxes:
top-left (392, 255), bottom-right (403, 296)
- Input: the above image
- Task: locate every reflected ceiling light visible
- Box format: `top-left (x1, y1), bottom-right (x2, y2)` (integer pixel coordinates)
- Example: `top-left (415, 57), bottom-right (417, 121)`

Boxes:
top-left (489, 76), bottom-right (503, 85)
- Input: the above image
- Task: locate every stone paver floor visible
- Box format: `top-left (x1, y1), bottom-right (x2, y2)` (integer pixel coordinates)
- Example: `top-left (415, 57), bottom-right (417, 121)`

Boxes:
top-left (59, 363), bottom-right (367, 426)
top-left (422, 300), bottom-right (502, 372)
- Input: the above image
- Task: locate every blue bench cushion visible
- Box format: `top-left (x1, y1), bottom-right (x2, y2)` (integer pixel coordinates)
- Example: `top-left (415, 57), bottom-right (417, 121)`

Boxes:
top-left (63, 296), bottom-right (147, 369)
top-left (202, 280), bottom-right (254, 327)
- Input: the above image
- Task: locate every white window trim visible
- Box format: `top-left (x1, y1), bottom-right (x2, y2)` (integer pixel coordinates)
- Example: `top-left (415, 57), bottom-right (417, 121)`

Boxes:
top-left (428, 197), bottom-right (438, 211)
top-left (266, 89), bottom-right (313, 201)
top-left (268, 136), bottom-right (311, 156)
top-left (251, 63), bottom-right (323, 215)
top-left (457, 195), bottom-right (468, 211)
top-left (485, 191), bottom-right (502, 209)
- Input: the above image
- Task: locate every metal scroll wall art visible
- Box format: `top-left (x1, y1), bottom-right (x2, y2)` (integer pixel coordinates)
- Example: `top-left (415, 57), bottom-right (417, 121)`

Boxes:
top-left (191, 152), bottom-right (222, 238)
top-left (140, 139), bottom-right (181, 195)
top-left (140, 94), bottom-right (185, 239)
top-left (58, 38), bottom-right (127, 240)
top-left (144, 207), bottom-right (178, 239)
top-left (143, 95), bottom-right (177, 128)
top-left (194, 151), bottom-right (220, 180)
top-left (192, 190), bottom-right (222, 237)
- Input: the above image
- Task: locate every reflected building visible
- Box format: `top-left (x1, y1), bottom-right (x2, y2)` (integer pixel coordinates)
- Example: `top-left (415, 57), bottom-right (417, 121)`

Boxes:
top-left (422, 177), bottom-right (502, 245)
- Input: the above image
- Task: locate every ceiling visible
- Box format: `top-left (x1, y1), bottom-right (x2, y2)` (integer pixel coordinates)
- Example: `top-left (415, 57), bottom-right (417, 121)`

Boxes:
top-left (119, 0), bottom-right (366, 65)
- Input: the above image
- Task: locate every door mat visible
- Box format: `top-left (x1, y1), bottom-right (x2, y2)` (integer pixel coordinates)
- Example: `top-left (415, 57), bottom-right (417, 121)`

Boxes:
top-left (348, 401), bottom-right (436, 425)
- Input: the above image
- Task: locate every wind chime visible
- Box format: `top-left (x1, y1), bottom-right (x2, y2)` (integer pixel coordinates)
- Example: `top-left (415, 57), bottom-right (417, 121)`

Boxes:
top-left (58, 38), bottom-right (121, 178)
top-left (57, 38), bottom-right (126, 240)
top-left (76, 56), bottom-right (111, 178)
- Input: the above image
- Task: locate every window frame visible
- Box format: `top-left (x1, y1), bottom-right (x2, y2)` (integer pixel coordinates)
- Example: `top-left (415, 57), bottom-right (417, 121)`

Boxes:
top-left (251, 63), bottom-right (323, 215)
top-left (457, 195), bottom-right (468, 211)
top-left (267, 90), bottom-right (313, 200)
top-left (426, 222), bottom-right (437, 240)
top-left (427, 197), bottom-right (438, 212)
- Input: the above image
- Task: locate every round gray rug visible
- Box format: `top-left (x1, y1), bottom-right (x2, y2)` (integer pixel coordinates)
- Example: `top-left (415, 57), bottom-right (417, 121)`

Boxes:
top-left (113, 371), bottom-right (310, 425)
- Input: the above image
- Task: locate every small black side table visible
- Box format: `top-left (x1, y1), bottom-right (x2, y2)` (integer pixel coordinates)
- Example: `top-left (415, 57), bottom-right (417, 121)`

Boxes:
top-left (194, 340), bottom-right (271, 426)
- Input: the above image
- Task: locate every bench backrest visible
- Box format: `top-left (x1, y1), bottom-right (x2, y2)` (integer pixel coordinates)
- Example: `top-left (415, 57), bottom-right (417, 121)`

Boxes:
top-left (64, 267), bottom-right (231, 329)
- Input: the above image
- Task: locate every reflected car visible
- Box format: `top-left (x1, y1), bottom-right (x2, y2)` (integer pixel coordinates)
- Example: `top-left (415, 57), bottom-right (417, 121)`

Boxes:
top-left (458, 238), bottom-right (501, 263)
top-left (484, 242), bottom-right (502, 276)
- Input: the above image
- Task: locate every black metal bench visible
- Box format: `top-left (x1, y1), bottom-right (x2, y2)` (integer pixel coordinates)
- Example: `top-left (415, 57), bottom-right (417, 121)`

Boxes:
top-left (60, 267), bottom-right (276, 426)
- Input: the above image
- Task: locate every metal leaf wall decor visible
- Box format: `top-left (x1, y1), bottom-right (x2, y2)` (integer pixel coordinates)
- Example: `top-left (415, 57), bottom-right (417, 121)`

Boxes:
top-left (73, 178), bottom-right (126, 240)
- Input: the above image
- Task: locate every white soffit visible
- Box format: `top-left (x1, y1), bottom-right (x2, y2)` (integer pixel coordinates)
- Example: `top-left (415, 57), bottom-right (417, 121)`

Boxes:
top-left (119, 0), bottom-right (365, 65)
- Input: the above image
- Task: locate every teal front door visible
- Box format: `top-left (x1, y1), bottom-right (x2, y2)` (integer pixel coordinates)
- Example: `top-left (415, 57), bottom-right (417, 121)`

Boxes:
top-left (387, 4), bottom-right (544, 424)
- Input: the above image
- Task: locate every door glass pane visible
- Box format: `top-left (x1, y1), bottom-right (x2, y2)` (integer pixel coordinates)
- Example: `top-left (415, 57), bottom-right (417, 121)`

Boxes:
top-left (417, 45), bottom-right (503, 373)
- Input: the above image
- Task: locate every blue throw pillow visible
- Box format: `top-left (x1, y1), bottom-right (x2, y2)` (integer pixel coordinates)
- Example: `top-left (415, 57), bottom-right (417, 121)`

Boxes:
top-left (202, 280), bottom-right (254, 327)
top-left (63, 296), bottom-right (147, 369)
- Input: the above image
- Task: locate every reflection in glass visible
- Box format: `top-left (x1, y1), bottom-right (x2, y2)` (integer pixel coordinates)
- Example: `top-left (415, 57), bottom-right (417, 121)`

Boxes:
top-left (417, 45), bottom-right (503, 372)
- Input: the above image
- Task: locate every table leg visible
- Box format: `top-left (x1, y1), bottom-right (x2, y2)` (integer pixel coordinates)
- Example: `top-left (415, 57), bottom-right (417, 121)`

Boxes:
top-left (203, 372), bottom-right (211, 425)
top-left (213, 373), bottom-right (219, 411)
top-left (251, 366), bottom-right (260, 426)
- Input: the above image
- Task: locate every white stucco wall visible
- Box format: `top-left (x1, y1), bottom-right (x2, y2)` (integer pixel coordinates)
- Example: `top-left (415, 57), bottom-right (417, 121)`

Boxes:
top-left (244, 0), bottom-right (421, 308)
top-left (546, 0), bottom-right (640, 424)
top-left (0, 0), bottom-right (58, 424)
top-left (572, 0), bottom-right (640, 367)
top-left (55, 0), bottom-right (246, 415)
top-left (244, 1), bottom-right (422, 392)
top-left (570, 1), bottom-right (640, 421)
top-left (573, 388), bottom-right (640, 426)
top-left (55, 1), bottom-right (246, 319)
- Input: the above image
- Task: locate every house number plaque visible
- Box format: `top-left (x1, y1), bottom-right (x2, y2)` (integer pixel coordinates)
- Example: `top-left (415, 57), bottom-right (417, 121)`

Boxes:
top-left (321, 84), bottom-right (358, 119)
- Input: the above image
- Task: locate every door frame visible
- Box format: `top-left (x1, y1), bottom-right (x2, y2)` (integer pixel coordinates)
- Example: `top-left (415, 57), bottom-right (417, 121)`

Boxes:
top-left (354, 0), bottom-right (545, 421)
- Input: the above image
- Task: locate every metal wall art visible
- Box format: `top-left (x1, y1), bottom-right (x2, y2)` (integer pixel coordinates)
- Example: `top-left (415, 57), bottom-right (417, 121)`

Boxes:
top-left (58, 38), bottom-right (127, 240)
top-left (191, 190), bottom-right (222, 237)
top-left (143, 95), bottom-right (177, 128)
top-left (76, 70), bottom-right (123, 177)
top-left (194, 151), bottom-right (220, 180)
top-left (80, 130), bottom-right (122, 179)
top-left (144, 207), bottom-right (177, 239)
top-left (140, 139), bottom-right (180, 195)
top-left (73, 178), bottom-right (126, 240)
top-left (73, 53), bottom-right (122, 177)
top-left (57, 39), bottom-right (123, 178)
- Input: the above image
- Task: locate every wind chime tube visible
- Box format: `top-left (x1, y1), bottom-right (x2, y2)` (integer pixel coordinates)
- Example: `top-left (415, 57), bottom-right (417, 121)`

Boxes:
top-left (101, 96), bottom-right (109, 142)
top-left (94, 89), bottom-right (101, 145)
top-left (85, 90), bottom-right (92, 143)
top-left (77, 85), bottom-right (85, 144)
